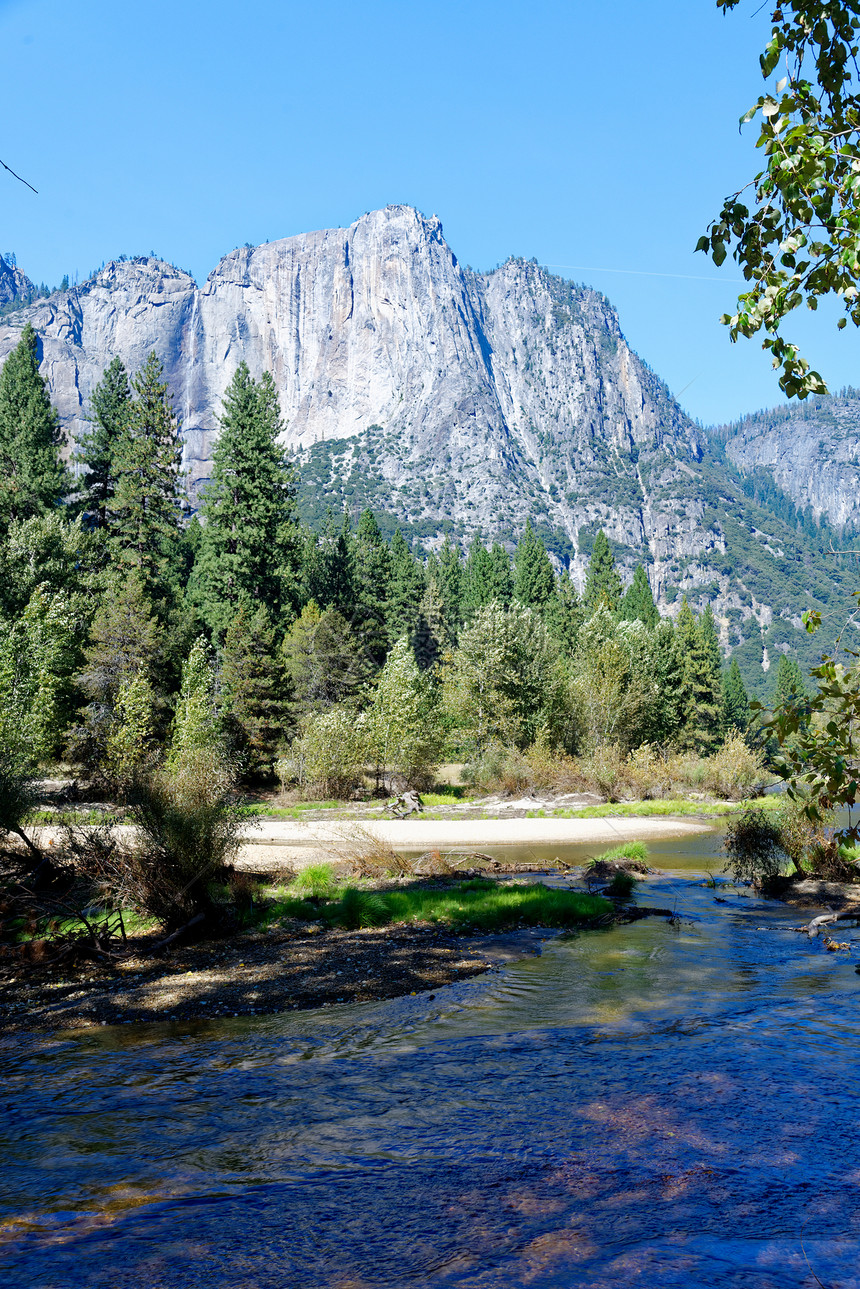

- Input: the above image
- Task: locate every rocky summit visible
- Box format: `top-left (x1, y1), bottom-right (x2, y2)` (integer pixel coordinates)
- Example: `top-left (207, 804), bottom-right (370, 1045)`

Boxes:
top-left (0, 205), bottom-right (857, 684)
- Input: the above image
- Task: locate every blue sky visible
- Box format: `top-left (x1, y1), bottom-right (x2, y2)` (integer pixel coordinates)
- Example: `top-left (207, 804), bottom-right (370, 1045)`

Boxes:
top-left (1, 0), bottom-right (857, 425)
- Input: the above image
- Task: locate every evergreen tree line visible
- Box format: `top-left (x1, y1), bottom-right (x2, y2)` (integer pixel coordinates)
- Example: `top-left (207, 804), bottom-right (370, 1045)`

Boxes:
top-left (0, 325), bottom-right (798, 789)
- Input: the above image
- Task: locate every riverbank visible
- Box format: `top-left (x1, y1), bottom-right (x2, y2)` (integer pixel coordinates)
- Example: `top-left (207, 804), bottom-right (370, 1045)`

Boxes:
top-left (0, 870), bottom-right (616, 1036)
top-left (0, 921), bottom-right (518, 1036)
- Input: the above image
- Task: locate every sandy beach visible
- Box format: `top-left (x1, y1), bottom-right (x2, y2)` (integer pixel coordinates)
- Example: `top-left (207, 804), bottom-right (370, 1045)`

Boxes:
top-left (234, 815), bottom-right (714, 870)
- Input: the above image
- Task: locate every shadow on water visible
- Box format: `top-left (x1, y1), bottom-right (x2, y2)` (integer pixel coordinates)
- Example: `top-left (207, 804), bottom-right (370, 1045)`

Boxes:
top-left (2, 825), bottom-right (860, 1287)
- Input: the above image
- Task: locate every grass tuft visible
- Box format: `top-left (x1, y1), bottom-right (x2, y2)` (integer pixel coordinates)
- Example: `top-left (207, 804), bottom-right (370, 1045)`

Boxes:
top-left (594, 841), bottom-right (649, 863)
top-left (289, 863), bottom-right (339, 899)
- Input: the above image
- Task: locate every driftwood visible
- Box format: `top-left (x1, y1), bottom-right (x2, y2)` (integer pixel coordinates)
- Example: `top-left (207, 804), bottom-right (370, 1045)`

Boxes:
top-left (150, 912), bottom-right (206, 953)
top-left (803, 908), bottom-right (860, 938)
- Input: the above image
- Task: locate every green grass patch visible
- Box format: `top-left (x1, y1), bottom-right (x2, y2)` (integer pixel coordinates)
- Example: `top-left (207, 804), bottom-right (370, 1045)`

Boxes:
top-left (240, 800), bottom-right (343, 819)
top-left (252, 876), bottom-right (611, 934)
top-left (374, 879), bottom-right (609, 933)
top-left (594, 841), bottom-right (649, 863)
top-left (290, 863), bottom-right (339, 899)
top-left (557, 797), bottom-right (781, 818)
top-left (424, 786), bottom-right (467, 802)
top-left (24, 809), bottom-right (126, 826)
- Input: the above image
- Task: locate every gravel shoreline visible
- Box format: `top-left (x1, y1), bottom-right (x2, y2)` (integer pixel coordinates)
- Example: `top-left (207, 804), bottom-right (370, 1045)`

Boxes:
top-left (0, 921), bottom-right (550, 1036)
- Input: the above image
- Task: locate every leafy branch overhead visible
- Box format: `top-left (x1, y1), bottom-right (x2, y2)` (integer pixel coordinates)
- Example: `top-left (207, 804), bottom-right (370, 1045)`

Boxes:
top-left (701, 1), bottom-right (860, 397)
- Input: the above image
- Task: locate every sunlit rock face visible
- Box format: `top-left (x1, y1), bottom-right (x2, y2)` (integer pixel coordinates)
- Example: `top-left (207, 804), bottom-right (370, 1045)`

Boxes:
top-left (718, 395), bottom-right (860, 531)
top-left (0, 208), bottom-right (711, 575)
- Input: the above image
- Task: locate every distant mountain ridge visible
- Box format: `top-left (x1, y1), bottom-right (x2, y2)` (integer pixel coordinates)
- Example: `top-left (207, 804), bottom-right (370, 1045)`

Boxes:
top-left (715, 391), bottom-right (860, 531)
top-left (0, 205), bottom-right (857, 690)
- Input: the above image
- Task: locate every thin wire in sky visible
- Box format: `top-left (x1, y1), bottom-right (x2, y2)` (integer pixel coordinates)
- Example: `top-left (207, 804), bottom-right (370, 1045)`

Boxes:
top-left (543, 263), bottom-right (744, 284)
top-left (0, 156), bottom-right (37, 194)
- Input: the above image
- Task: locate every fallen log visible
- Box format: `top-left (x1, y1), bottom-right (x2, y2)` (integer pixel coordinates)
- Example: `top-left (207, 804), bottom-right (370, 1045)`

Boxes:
top-left (804, 908), bottom-right (860, 938)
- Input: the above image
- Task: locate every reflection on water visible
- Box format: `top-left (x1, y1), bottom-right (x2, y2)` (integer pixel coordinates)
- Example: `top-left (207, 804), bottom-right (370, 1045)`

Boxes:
top-left (2, 829), bottom-right (859, 1287)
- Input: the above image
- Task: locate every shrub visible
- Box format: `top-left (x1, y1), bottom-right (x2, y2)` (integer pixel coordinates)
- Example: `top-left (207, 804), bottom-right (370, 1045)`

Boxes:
top-left (723, 806), bottom-right (786, 885)
top-left (121, 748), bottom-right (246, 928)
top-left (525, 734), bottom-right (584, 793)
top-left (579, 743), bottom-right (626, 799)
top-left (328, 824), bottom-right (406, 878)
top-left (701, 733), bottom-right (767, 801)
top-left (605, 870), bottom-right (638, 898)
top-left (624, 744), bottom-right (669, 799)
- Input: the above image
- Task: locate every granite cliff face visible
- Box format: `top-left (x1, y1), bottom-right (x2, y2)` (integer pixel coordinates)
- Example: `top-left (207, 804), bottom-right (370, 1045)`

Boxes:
top-left (0, 208), bottom-right (714, 589)
top-left (717, 394), bottom-right (860, 530)
top-left (0, 206), bottom-right (854, 685)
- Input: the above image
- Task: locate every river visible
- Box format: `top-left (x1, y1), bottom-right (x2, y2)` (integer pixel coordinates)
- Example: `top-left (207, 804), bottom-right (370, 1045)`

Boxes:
top-left (1, 827), bottom-right (859, 1288)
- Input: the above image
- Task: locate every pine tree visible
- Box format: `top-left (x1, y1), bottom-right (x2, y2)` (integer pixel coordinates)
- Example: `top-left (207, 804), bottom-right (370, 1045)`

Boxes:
top-left (411, 581), bottom-right (449, 671)
top-left (301, 509), bottom-right (355, 617)
top-left (621, 564), bottom-right (659, 626)
top-left (435, 535), bottom-right (464, 631)
top-left (722, 658), bottom-right (750, 732)
top-left (77, 357), bottom-right (131, 527)
top-left (545, 570), bottom-right (583, 652)
top-left (220, 603), bottom-right (290, 776)
top-left (652, 616), bottom-right (685, 744)
top-left (0, 585), bottom-right (90, 762)
top-left (78, 573), bottom-right (161, 707)
top-left (167, 636), bottom-right (223, 769)
top-left (584, 529), bottom-right (623, 611)
top-left (282, 603), bottom-right (370, 717)
top-left (387, 530), bottom-right (425, 641)
top-left (72, 572), bottom-right (162, 769)
top-left (352, 509), bottom-right (393, 667)
top-left (190, 362), bottom-right (299, 635)
top-left (462, 536), bottom-right (495, 612)
top-left (0, 323), bottom-right (69, 531)
top-left (489, 541), bottom-right (514, 605)
top-left (109, 353), bottom-right (184, 599)
top-left (674, 597), bottom-right (722, 753)
top-left (513, 520), bottom-right (556, 610)
top-left (771, 653), bottom-right (805, 707)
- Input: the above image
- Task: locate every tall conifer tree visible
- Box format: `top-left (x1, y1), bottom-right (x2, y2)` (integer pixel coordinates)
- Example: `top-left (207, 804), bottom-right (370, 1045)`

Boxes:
top-left (674, 597), bottom-right (722, 752)
top-left (301, 509), bottom-right (354, 616)
top-left (435, 535), bottom-right (464, 630)
top-left (488, 541), bottom-right (514, 605)
top-left (77, 357), bottom-right (131, 527)
top-left (621, 564), bottom-right (659, 626)
top-left (109, 353), bottom-right (184, 600)
top-left (722, 658), bottom-right (750, 732)
top-left (220, 602), bottom-right (290, 776)
top-left (584, 529), bottom-right (623, 611)
top-left (463, 536), bottom-right (495, 612)
top-left (545, 570), bottom-right (583, 652)
top-left (353, 509), bottom-right (392, 667)
top-left (513, 520), bottom-right (555, 610)
top-left (0, 323), bottom-right (69, 531)
top-left (771, 653), bottom-right (805, 706)
top-left (191, 362), bottom-right (298, 635)
top-left (387, 530), bottom-right (425, 641)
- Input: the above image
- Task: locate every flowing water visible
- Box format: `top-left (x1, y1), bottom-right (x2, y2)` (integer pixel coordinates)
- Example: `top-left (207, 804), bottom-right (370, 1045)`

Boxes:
top-left (2, 827), bottom-right (860, 1288)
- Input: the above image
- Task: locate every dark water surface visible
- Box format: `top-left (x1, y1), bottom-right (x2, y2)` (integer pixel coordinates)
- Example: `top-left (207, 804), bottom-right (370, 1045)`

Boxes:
top-left (2, 828), bottom-right (860, 1288)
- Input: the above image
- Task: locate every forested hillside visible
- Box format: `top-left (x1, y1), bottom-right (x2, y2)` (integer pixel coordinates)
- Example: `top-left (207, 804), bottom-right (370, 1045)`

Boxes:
top-left (0, 327), bottom-right (807, 808)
